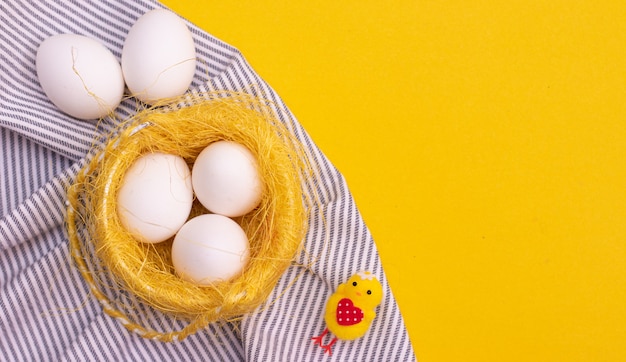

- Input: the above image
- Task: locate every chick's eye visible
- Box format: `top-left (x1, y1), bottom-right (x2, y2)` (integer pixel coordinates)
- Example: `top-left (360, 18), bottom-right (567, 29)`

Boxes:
top-left (352, 281), bottom-right (357, 286)
top-left (367, 290), bottom-right (372, 295)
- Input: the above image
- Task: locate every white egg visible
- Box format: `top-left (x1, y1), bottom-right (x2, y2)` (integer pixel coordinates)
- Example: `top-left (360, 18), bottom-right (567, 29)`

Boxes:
top-left (192, 141), bottom-right (263, 217)
top-left (121, 9), bottom-right (196, 104)
top-left (172, 214), bottom-right (250, 285)
top-left (117, 153), bottom-right (193, 243)
top-left (36, 34), bottom-right (124, 120)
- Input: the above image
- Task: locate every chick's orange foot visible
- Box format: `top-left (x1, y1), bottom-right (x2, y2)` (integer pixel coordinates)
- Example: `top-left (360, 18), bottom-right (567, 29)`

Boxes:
top-left (311, 328), bottom-right (338, 356)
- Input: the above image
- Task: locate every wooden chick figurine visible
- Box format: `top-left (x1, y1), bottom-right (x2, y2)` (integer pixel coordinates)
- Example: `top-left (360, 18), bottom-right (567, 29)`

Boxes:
top-left (311, 271), bottom-right (383, 355)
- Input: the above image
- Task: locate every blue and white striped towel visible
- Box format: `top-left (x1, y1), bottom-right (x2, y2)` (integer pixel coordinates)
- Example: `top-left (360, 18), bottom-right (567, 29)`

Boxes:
top-left (0, 1), bottom-right (416, 360)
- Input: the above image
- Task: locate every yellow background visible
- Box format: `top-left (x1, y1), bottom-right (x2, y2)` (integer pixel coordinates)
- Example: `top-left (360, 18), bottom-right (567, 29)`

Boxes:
top-left (163, 1), bottom-right (626, 361)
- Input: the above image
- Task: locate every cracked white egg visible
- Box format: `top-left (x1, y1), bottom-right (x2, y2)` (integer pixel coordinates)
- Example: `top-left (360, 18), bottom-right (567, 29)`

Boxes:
top-left (122, 9), bottom-right (197, 104)
top-left (172, 214), bottom-right (250, 285)
top-left (192, 141), bottom-right (263, 218)
top-left (117, 152), bottom-right (194, 243)
top-left (36, 34), bottom-right (125, 120)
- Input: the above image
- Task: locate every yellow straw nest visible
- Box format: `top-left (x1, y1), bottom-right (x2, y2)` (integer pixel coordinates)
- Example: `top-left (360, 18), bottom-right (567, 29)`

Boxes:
top-left (66, 92), bottom-right (310, 342)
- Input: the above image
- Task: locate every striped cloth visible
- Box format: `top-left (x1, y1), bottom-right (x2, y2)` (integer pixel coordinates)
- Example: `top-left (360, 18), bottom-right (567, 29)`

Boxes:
top-left (0, 1), bottom-right (416, 361)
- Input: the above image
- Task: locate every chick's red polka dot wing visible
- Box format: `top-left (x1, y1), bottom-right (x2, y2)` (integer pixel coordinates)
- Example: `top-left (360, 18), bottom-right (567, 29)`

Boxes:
top-left (336, 298), bottom-right (364, 326)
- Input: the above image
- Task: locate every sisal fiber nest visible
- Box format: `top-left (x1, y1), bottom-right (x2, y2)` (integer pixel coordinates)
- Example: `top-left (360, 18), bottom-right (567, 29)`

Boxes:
top-left (66, 92), bottom-right (309, 342)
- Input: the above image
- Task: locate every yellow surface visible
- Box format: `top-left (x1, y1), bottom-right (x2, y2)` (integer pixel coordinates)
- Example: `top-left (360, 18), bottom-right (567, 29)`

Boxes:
top-left (163, 1), bottom-right (626, 361)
